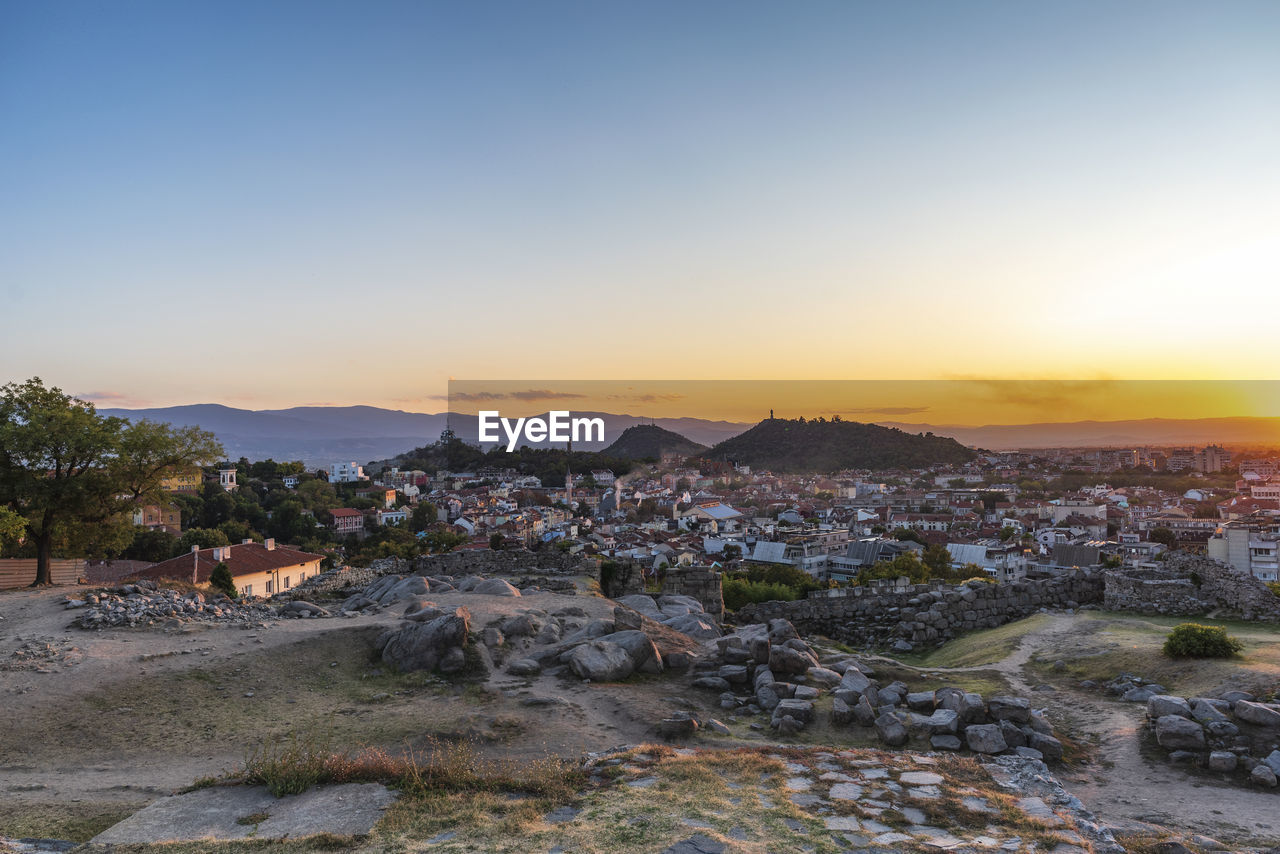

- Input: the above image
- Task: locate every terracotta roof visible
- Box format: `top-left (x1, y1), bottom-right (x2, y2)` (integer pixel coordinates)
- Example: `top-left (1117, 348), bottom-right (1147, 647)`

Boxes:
top-left (130, 542), bottom-right (324, 583)
top-left (329, 508), bottom-right (364, 518)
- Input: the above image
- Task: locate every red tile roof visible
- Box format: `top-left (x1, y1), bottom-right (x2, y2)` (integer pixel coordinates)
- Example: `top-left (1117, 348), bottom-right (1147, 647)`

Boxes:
top-left (129, 542), bottom-right (324, 583)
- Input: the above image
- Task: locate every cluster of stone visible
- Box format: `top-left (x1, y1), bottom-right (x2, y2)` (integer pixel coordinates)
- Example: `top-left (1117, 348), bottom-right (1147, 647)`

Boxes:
top-left (1146, 691), bottom-right (1280, 788)
top-left (66, 582), bottom-right (277, 629)
top-left (337, 572), bottom-right (522, 614)
top-left (736, 573), bottom-right (1102, 651)
top-left (690, 616), bottom-right (1064, 759)
top-left (502, 597), bottom-right (709, 683)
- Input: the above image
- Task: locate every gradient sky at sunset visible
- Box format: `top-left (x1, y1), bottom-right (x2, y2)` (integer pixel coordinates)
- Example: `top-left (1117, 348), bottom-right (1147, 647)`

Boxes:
top-left (2, 0), bottom-right (1278, 413)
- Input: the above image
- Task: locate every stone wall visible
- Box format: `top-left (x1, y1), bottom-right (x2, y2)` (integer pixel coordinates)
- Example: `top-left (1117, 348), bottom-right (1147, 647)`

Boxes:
top-left (1102, 569), bottom-right (1211, 616)
top-left (736, 571), bottom-right (1103, 650)
top-left (1105, 554), bottom-right (1280, 621)
top-left (411, 549), bottom-right (596, 577)
top-left (660, 567), bottom-right (724, 620)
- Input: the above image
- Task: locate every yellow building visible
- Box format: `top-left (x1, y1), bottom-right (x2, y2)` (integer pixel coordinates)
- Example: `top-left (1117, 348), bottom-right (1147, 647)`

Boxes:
top-left (132, 540), bottom-right (324, 598)
top-left (160, 470), bottom-right (202, 494)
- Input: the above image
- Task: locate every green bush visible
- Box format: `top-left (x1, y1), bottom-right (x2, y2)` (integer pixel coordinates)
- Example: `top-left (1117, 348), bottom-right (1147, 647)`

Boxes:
top-left (722, 578), bottom-right (801, 611)
top-left (1267, 581), bottom-right (1280, 598)
top-left (1162, 623), bottom-right (1242, 659)
top-left (209, 561), bottom-right (237, 599)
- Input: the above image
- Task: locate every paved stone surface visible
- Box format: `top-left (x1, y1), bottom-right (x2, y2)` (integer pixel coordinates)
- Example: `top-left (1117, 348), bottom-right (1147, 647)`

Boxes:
top-left (91, 783), bottom-right (396, 844)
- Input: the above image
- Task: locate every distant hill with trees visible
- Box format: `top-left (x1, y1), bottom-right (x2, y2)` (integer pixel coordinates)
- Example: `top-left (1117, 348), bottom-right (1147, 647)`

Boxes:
top-left (600, 425), bottom-right (707, 460)
top-left (705, 416), bottom-right (976, 473)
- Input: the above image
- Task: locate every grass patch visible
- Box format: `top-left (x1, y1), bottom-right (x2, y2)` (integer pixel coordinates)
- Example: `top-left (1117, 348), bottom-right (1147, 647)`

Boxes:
top-left (891, 614), bottom-right (1053, 668)
top-left (0, 801), bottom-right (136, 842)
top-left (235, 731), bottom-right (584, 800)
top-left (1027, 611), bottom-right (1280, 696)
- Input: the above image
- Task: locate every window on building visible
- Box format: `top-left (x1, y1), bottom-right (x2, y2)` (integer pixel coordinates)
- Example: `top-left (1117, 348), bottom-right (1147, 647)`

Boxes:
top-left (243, 584), bottom-right (252, 596)
top-left (284, 576), bottom-right (291, 589)
top-left (265, 580), bottom-right (273, 594)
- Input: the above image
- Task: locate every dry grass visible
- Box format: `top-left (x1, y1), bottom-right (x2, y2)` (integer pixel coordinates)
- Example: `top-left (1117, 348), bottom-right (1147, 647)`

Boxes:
top-left (231, 732), bottom-right (584, 800)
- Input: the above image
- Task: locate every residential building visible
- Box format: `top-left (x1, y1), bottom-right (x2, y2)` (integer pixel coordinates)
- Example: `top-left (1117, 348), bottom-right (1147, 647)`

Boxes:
top-left (329, 461), bottom-right (368, 483)
top-left (329, 507), bottom-right (365, 536)
top-left (130, 540), bottom-right (323, 597)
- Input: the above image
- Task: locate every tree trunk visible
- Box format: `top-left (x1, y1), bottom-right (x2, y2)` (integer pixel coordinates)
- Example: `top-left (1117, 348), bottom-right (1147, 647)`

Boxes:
top-left (31, 534), bottom-right (53, 587)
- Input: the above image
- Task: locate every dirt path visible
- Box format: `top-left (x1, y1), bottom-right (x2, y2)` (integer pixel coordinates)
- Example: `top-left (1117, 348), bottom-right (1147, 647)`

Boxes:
top-left (889, 614), bottom-right (1280, 847)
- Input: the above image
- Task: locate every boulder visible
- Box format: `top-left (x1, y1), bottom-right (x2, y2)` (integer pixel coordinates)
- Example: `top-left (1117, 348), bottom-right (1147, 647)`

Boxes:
top-left (852, 695), bottom-right (876, 727)
top-left (501, 613), bottom-right (542, 637)
top-left (771, 698), bottom-right (815, 726)
top-left (506, 658), bottom-right (541, 676)
top-left (1234, 701), bottom-right (1280, 729)
top-left (923, 708), bottom-right (959, 735)
top-left (837, 668), bottom-right (872, 695)
top-left (279, 600), bottom-right (330, 617)
top-left (1263, 749), bottom-right (1280, 777)
top-left (767, 618), bottom-right (799, 644)
top-left (1123, 686), bottom-right (1157, 703)
top-left (718, 665), bottom-right (749, 684)
top-left (616, 594), bottom-right (664, 620)
top-left (769, 645), bottom-right (815, 675)
top-left (665, 613), bottom-right (721, 639)
top-left (1028, 732), bottom-right (1063, 761)
top-left (965, 724), bottom-right (1008, 754)
top-left (1154, 715), bottom-right (1206, 751)
top-left (612, 606), bottom-right (644, 632)
top-left (377, 575), bottom-right (430, 604)
top-left (380, 607), bottom-right (471, 673)
top-left (692, 677), bottom-right (731, 692)
top-left (906, 691), bottom-right (936, 712)
top-left (875, 713), bottom-right (908, 747)
top-left (806, 667), bottom-right (842, 688)
top-left (1189, 700), bottom-right (1230, 726)
top-left (1147, 695), bottom-right (1192, 720)
top-left (657, 594), bottom-right (704, 616)
top-left (831, 698), bottom-right (851, 726)
top-left (657, 712), bottom-right (699, 740)
top-left (596, 630), bottom-right (663, 674)
top-left (472, 578), bottom-right (521, 597)
top-left (566, 641), bottom-right (636, 682)
top-left (930, 735), bottom-right (962, 750)
top-left (998, 720), bottom-right (1027, 748)
top-left (1207, 751), bottom-right (1238, 772)
top-left (987, 695), bottom-right (1031, 723)
top-left (1250, 764), bottom-right (1277, 788)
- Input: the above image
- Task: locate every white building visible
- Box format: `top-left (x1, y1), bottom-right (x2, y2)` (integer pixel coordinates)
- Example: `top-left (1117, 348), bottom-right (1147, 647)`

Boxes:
top-left (329, 461), bottom-right (368, 483)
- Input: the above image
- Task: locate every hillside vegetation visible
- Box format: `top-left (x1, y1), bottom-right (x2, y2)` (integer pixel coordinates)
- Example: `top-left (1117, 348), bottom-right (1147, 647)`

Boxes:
top-left (599, 424), bottom-right (707, 460)
top-left (706, 417), bottom-right (976, 472)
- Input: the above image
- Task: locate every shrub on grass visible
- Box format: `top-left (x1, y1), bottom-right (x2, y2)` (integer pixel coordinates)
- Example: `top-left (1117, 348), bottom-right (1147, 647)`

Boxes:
top-left (209, 562), bottom-right (236, 599)
top-left (1162, 623), bottom-right (1242, 659)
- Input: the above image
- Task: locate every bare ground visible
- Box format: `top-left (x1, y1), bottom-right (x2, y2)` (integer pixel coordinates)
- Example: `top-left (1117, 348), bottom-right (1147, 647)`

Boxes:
top-left (888, 613), bottom-right (1280, 849)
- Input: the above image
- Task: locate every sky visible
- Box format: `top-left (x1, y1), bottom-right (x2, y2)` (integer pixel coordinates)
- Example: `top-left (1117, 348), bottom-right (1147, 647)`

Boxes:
top-left (2, 0), bottom-right (1278, 415)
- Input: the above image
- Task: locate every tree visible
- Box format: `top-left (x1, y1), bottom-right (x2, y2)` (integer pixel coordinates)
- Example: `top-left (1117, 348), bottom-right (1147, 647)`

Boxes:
top-left (0, 506), bottom-right (26, 545)
top-left (922, 543), bottom-right (953, 577)
top-left (410, 502), bottom-right (437, 531)
top-left (209, 561), bottom-right (237, 598)
top-left (177, 527), bottom-right (231, 553)
top-left (1149, 527), bottom-right (1178, 550)
top-left (0, 378), bottom-right (223, 585)
top-left (489, 532), bottom-right (505, 551)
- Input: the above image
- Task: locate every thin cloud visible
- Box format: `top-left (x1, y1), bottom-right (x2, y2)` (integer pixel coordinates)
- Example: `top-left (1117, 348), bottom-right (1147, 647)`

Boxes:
top-left (834, 406), bottom-right (931, 416)
top-left (78, 390), bottom-right (131, 402)
top-left (607, 393), bottom-right (685, 403)
top-left (443, 389), bottom-right (588, 403)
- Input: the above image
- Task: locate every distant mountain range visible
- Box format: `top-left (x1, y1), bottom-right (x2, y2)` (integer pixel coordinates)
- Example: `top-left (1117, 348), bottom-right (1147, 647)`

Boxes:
top-left (97, 404), bottom-right (1280, 467)
top-left (878, 417), bottom-right (1280, 450)
top-left (100, 405), bottom-right (748, 466)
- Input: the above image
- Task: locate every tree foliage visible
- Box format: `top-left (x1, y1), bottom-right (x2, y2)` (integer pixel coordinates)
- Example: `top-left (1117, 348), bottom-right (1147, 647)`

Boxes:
top-left (0, 378), bottom-right (223, 585)
top-left (209, 561), bottom-right (237, 598)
